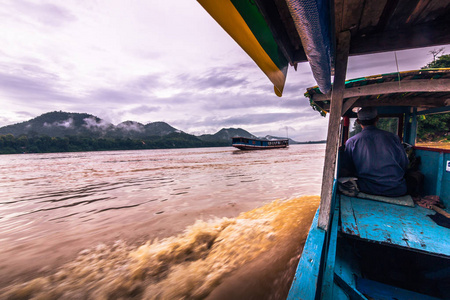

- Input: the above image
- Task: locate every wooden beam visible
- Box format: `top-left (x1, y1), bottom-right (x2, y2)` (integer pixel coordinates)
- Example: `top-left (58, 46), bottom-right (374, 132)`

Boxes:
top-left (349, 21), bottom-right (450, 56)
top-left (341, 97), bottom-right (359, 115)
top-left (354, 97), bottom-right (448, 108)
top-left (311, 79), bottom-right (450, 101)
top-left (318, 31), bottom-right (351, 230)
top-left (316, 96), bottom-right (447, 113)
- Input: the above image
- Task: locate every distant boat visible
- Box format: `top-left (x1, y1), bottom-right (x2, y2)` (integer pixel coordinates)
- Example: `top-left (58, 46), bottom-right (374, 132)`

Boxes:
top-left (231, 137), bottom-right (288, 150)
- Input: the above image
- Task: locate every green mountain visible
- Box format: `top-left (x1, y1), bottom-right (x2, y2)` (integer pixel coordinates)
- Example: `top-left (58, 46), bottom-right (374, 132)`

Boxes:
top-left (0, 111), bottom-right (113, 138)
top-left (0, 111), bottom-right (182, 139)
top-left (0, 112), bottom-right (258, 144)
top-left (198, 128), bottom-right (256, 143)
top-left (144, 122), bottom-right (179, 136)
top-left (0, 111), bottom-right (306, 154)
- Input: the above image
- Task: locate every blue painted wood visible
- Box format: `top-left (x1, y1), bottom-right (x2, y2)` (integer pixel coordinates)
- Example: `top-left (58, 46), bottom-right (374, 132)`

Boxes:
top-left (334, 274), bottom-right (367, 300)
top-left (340, 195), bottom-right (450, 256)
top-left (288, 208), bottom-right (326, 300)
top-left (356, 278), bottom-right (442, 300)
top-left (334, 237), bottom-right (365, 300)
top-left (340, 195), bottom-right (359, 235)
top-left (415, 149), bottom-right (450, 207)
top-left (415, 149), bottom-right (440, 197)
top-left (441, 152), bottom-right (450, 206)
top-left (321, 204), bottom-right (340, 299)
top-left (332, 283), bottom-right (351, 300)
top-left (436, 152), bottom-right (444, 198)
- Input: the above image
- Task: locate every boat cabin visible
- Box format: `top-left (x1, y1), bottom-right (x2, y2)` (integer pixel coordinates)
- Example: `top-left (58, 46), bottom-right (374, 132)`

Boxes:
top-left (197, 0), bottom-right (450, 298)
top-left (231, 137), bottom-right (289, 150)
top-left (289, 69), bottom-right (450, 300)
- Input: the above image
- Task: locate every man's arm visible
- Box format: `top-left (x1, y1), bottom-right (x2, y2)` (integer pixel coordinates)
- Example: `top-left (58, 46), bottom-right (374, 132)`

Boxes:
top-left (395, 136), bottom-right (409, 171)
top-left (339, 143), bottom-right (356, 177)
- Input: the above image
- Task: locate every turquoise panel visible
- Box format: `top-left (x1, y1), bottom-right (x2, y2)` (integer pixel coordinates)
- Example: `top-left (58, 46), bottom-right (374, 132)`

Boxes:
top-left (321, 205), bottom-right (339, 299)
top-left (440, 152), bottom-right (450, 206)
top-left (340, 195), bottom-right (450, 257)
top-left (356, 278), bottom-right (442, 300)
top-left (416, 149), bottom-right (440, 196)
top-left (287, 208), bottom-right (326, 300)
top-left (416, 149), bottom-right (450, 207)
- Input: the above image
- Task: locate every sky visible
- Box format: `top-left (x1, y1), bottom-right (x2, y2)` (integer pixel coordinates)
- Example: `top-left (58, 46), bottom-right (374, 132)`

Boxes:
top-left (0, 0), bottom-right (449, 142)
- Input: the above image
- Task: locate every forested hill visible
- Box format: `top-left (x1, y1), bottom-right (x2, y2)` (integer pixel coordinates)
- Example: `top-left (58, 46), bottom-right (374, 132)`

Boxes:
top-left (0, 111), bottom-right (181, 139)
top-left (198, 128), bottom-right (256, 142)
top-left (0, 111), bottom-right (260, 154)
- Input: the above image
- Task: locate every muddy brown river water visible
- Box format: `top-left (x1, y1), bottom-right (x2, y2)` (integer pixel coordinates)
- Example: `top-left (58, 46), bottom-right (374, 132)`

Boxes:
top-left (0, 144), bottom-right (325, 299)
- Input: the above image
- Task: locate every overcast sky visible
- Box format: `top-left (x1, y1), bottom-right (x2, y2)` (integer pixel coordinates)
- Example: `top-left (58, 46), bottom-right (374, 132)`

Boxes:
top-left (0, 0), bottom-right (448, 142)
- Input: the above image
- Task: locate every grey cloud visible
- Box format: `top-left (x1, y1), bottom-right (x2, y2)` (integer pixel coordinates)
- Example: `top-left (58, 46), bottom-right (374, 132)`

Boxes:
top-left (347, 54), bottom-right (396, 74)
top-left (126, 74), bottom-right (161, 91)
top-left (0, 71), bottom-right (76, 104)
top-left (175, 112), bottom-right (313, 128)
top-left (0, 116), bottom-right (11, 127)
top-left (88, 88), bottom-right (143, 104)
top-left (279, 126), bottom-right (297, 132)
top-left (200, 89), bottom-right (310, 111)
top-left (178, 69), bottom-right (249, 90)
top-left (128, 105), bottom-right (161, 114)
top-left (15, 111), bottom-right (37, 118)
top-left (220, 112), bottom-right (311, 126)
top-left (14, 0), bottom-right (77, 27)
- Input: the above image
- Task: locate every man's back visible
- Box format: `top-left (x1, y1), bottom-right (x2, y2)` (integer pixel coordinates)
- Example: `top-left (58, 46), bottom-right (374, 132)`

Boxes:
top-left (344, 126), bottom-right (408, 197)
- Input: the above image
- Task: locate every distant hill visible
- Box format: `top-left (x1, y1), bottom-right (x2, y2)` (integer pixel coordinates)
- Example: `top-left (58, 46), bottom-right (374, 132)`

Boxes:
top-left (0, 111), bottom-right (182, 139)
top-left (198, 128), bottom-right (256, 143)
top-left (0, 111), bottom-right (112, 138)
top-left (0, 111), bottom-right (322, 154)
top-left (144, 122), bottom-right (180, 136)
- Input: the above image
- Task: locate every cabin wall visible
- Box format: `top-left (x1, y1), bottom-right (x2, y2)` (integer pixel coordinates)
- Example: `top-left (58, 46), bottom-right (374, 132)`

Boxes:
top-left (415, 149), bottom-right (450, 207)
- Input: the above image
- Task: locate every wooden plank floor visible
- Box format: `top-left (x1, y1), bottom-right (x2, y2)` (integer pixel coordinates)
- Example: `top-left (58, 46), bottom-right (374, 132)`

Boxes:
top-left (340, 195), bottom-right (450, 257)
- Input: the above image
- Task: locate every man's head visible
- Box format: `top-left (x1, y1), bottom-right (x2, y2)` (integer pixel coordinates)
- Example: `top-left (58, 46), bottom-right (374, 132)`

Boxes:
top-left (357, 107), bottom-right (378, 126)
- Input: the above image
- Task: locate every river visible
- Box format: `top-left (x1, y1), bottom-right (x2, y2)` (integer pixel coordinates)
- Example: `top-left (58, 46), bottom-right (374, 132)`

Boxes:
top-left (0, 144), bottom-right (325, 299)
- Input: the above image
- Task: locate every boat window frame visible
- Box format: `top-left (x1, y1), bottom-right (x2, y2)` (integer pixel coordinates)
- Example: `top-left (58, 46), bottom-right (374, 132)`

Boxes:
top-left (342, 113), bottom-right (404, 145)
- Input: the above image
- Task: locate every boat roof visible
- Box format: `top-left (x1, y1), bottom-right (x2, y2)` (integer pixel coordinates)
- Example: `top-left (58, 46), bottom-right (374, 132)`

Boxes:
top-left (305, 68), bottom-right (450, 115)
top-left (198, 0), bottom-right (450, 96)
top-left (232, 136), bottom-right (288, 142)
top-left (199, 0), bottom-right (450, 231)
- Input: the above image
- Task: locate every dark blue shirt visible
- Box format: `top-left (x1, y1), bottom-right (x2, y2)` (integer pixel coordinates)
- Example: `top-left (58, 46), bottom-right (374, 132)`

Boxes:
top-left (343, 126), bottom-right (408, 197)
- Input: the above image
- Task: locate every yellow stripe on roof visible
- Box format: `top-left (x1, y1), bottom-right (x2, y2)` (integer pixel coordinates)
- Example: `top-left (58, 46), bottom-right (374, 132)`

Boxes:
top-left (198, 0), bottom-right (286, 96)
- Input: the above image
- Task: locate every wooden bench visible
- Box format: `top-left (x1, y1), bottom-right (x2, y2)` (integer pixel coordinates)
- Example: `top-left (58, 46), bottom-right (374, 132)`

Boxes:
top-left (340, 195), bottom-right (450, 257)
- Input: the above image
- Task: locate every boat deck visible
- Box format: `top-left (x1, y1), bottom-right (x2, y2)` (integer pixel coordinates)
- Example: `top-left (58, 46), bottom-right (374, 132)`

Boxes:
top-left (340, 195), bottom-right (450, 257)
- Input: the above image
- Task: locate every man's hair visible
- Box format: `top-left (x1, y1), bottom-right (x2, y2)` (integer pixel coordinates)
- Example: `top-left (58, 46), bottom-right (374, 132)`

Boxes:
top-left (358, 117), bottom-right (378, 126)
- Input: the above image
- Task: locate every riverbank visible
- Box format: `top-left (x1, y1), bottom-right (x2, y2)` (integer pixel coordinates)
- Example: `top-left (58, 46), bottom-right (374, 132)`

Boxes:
top-left (415, 141), bottom-right (450, 150)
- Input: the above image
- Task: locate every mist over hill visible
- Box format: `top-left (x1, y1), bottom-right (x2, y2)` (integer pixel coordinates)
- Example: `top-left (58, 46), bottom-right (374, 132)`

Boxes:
top-left (0, 112), bottom-right (184, 139)
top-left (0, 111), bottom-right (294, 142)
top-left (0, 111), bottom-right (271, 154)
top-left (0, 111), bottom-right (324, 154)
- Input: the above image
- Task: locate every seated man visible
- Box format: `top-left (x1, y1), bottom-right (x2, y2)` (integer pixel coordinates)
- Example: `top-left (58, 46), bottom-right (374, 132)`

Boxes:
top-left (341, 107), bottom-right (408, 197)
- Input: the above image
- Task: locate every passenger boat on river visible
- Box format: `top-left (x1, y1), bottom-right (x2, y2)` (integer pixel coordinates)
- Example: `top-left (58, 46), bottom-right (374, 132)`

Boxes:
top-left (231, 137), bottom-right (289, 150)
top-left (198, 0), bottom-right (450, 299)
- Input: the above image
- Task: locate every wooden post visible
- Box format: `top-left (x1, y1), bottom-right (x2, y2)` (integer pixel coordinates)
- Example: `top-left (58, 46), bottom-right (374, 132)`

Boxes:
top-left (318, 31), bottom-right (351, 230)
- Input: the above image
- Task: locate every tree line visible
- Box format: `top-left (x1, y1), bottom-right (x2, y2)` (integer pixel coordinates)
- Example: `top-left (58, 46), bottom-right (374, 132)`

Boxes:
top-left (418, 52), bottom-right (450, 142)
top-left (0, 133), bottom-right (228, 155)
top-left (349, 52), bottom-right (450, 143)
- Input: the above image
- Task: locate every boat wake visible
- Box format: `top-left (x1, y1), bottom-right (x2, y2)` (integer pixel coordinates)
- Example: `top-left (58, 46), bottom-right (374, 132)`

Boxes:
top-left (0, 196), bottom-right (319, 299)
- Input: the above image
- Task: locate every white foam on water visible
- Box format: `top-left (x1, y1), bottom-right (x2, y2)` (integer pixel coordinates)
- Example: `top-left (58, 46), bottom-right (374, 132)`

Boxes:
top-left (0, 196), bottom-right (319, 299)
